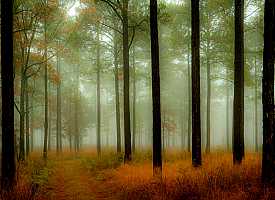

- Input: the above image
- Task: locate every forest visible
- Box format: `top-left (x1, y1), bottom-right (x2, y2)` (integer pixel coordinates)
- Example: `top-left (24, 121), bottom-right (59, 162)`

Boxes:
top-left (1, 0), bottom-right (275, 199)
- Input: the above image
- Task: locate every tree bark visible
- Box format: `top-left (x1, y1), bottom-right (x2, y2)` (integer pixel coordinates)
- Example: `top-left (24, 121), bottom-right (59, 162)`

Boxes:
top-left (25, 79), bottom-right (30, 157)
top-left (1, 0), bottom-right (16, 187)
top-left (191, 0), bottom-right (202, 167)
top-left (233, 0), bottom-right (244, 164)
top-left (150, 0), bottom-right (162, 175)
top-left (205, 30), bottom-right (211, 153)
top-left (254, 56), bottom-right (259, 152)
top-left (19, 72), bottom-right (26, 161)
top-left (48, 83), bottom-right (51, 152)
top-left (226, 68), bottom-right (230, 151)
top-left (43, 9), bottom-right (49, 159)
top-left (114, 30), bottom-right (122, 153)
top-left (132, 44), bottom-right (136, 153)
top-left (187, 31), bottom-right (191, 153)
top-left (122, 0), bottom-right (132, 162)
top-left (262, 0), bottom-right (275, 184)
top-left (56, 46), bottom-right (62, 153)
top-left (96, 22), bottom-right (101, 156)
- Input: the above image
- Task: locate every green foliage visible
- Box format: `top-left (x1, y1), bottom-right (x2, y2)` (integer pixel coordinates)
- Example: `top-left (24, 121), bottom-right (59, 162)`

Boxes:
top-left (30, 159), bottom-right (54, 186)
top-left (81, 153), bottom-right (123, 172)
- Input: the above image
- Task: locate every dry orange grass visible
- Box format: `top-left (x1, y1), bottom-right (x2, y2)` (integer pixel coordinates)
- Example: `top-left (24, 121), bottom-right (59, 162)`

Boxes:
top-left (109, 152), bottom-right (275, 200)
top-left (2, 150), bottom-right (275, 200)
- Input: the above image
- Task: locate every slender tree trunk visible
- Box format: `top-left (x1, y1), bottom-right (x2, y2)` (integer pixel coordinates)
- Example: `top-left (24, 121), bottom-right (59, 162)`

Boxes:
top-left (262, 0), bottom-right (275, 183)
top-left (43, 12), bottom-right (49, 159)
top-left (19, 73), bottom-right (26, 161)
top-left (233, 0), bottom-right (244, 164)
top-left (25, 79), bottom-right (30, 157)
top-left (191, 0), bottom-right (202, 167)
top-left (30, 96), bottom-right (34, 152)
top-left (74, 65), bottom-right (80, 153)
top-left (205, 54), bottom-right (211, 153)
top-left (1, 0), bottom-right (16, 187)
top-left (181, 103), bottom-right (185, 150)
top-left (96, 23), bottom-right (101, 156)
top-left (48, 84), bottom-right (51, 152)
top-left (114, 31), bottom-right (122, 153)
top-left (56, 44), bottom-right (62, 153)
top-left (187, 35), bottom-right (191, 153)
top-left (162, 110), bottom-right (165, 154)
top-left (150, 0), bottom-right (162, 175)
top-left (226, 68), bottom-right (230, 151)
top-left (132, 45), bottom-right (136, 153)
top-left (254, 56), bottom-right (259, 152)
top-left (122, 0), bottom-right (132, 162)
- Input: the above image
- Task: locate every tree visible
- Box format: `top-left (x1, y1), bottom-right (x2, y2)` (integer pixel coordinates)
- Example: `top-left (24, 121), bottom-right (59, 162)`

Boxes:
top-left (132, 43), bottom-right (137, 153)
top-left (113, 29), bottom-right (122, 153)
top-left (96, 20), bottom-right (102, 156)
top-left (191, 0), bottom-right (202, 167)
top-left (150, 0), bottom-right (162, 175)
top-left (1, 0), bottom-right (16, 188)
top-left (43, 5), bottom-right (49, 159)
top-left (56, 43), bottom-right (62, 153)
top-left (122, 0), bottom-right (132, 162)
top-left (262, 0), bottom-right (275, 183)
top-left (233, 0), bottom-right (244, 164)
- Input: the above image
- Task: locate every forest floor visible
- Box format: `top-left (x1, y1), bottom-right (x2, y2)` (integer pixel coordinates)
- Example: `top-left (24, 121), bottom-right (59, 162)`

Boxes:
top-left (2, 150), bottom-right (275, 200)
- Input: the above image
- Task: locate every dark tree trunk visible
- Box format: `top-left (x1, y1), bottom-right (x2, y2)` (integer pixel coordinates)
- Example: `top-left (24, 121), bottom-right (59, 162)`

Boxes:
top-left (132, 44), bottom-right (136, 153)
top-left (19, 72), bottom-right (26, 161)
top-left (96, 23), bottom-right (101, 156)
top-left (43, 15), bottom-right (48, 159)
top-left (122, 0), bottom-right (132, 162)
top-left (30, 97), bottom-right (34, 152)
top-left (150, 0), bottom-right (162, 175)
top-left (191, 0), bottom-right (202, 167)
top-left (233, 0), bottom-right (244, 164)
top-left (254, 57), bottom-right (259, 152)
top-left (48, 83), bottom-right (51, 152)
top-left (74, 65), bottom-right (80, 153)
top-left (205, 32), bottom-right (211, 153)
top-left (262, 0), bottom-right (275, 184)
top-left (205, 56), bottom-right (211, 153)
top-left (226, 68), bottom-right (230, 151)
top-left (56, 47), bottom-right (62, 153)
top-left (1, 0), bottom-right (16, 187)
top-left (25, 79), bottom-right (30, 157)
top-left (114, 30), bottom-right (121, 153)
top-left (187, 40), bottom-right (191, 153)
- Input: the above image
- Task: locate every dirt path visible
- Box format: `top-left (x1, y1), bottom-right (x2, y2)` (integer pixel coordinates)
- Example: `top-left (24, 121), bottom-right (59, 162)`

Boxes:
top-left (38, 158), bottom-right (119, 200)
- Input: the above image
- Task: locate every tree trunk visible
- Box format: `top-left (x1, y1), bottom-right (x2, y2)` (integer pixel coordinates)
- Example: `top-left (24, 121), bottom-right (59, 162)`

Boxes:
top-left (205, 54), bottom-right (211, 153)
top-left (114, 30), bottom-right (122, 153)
top-left (96, 22), bottom-right (101, 156)
top-left (43, 14), bottom-right (48, 159)
top-left (132, 44), bottom-right (136, 153)
top-left (30, 96), bottom-right (34, 152)
top-left (1, 0), bottom-right (16, 187)
top-left (262, 0), bottom-right (275, 184)
top-left (48, 83), bottom-right (51, 152)
top-left (226, 68), bottom-right (230, 151)
top-left (254, 56), bottom-right (259, 152)
top-left (19, 72), bottom-right (26, 161)
top-left (191, 0), bottom-right (202, 167)
top-left (25, 79), bottom-right (30, 157)
top-left (205, 29), bottom-right (211, 153)
top-left (150, 0), bottom-right (162, 175)
top-left (187, 33), bottom-right (191, 153)
top-left (74, 65), bottom-right (80, 153)
top-left (56, 44), bottom-right (62, 153)
top-left (122, 0), bottom-right (132, 162)
top-left (233, 0), bottom-right (244, 164)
